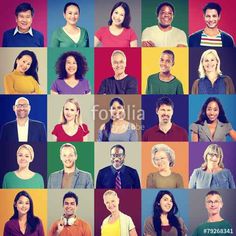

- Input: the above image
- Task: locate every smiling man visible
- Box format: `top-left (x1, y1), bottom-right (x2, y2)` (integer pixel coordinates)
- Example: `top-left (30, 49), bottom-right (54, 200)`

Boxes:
top-left (47, 143), bottom-right (93, 188)
top-left (143, 96), bottom-right (188, 141)
top-left (146, 50), bottom-right (183, 94)
top-left (189, 2), bottom-right (235, 47)
top-left (192, 191), bottom-right (233, 236)
top-left (49, 191), bottom-right (92, 236)
top-left (2, 2), bottom-right (44, 47)
top-left (142, 2), bottom-right (187, 47)
top-left (98, 50), bottom-right (137, 94)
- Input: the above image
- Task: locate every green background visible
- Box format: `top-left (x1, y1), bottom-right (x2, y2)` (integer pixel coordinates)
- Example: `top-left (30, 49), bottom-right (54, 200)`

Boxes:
top-left (47, 48), bottom-right (94, 93)
top-left (141, 0), bottom-right (188, 35)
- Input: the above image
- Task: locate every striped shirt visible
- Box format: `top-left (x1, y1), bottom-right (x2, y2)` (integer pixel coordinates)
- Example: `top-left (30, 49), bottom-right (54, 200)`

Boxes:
top-left (200, 32), bottom-right (223, 47)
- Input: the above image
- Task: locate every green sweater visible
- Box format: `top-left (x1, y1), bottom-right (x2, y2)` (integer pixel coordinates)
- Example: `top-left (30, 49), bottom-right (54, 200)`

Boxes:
top-left (192, 220), bottom-right (233, 236)
top-left (146, 72), bottom-right (183, 94)
top-left (2, 171), bottom-right (44, 189)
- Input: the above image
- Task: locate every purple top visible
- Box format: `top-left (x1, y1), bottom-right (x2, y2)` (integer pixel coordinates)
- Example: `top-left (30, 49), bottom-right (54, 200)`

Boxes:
top-left (51, 78), bottom-right (91, 94)
top-left (4, 218), bottom-right (45, 236)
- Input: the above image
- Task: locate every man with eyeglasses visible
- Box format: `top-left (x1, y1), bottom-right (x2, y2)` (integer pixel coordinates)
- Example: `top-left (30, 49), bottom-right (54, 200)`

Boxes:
top-left (0, 97), bottom-right (46, 142)
top-left (192, 190), bottom-right (233, 236)
top-left (141, 2), bottom-right (187, 47)
top-left (96, 144), bottom-right (141, 189)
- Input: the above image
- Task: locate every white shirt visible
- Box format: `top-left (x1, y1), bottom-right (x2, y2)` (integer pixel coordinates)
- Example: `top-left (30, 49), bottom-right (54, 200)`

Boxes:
top-left (13, 27), bottom-right (33, 36)
top-left (17, 119), bottom-right (29, 142)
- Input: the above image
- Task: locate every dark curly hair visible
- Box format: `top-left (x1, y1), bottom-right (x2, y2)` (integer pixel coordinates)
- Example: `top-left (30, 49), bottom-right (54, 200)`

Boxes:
top-left (56, 51), bottom-right (88, 80)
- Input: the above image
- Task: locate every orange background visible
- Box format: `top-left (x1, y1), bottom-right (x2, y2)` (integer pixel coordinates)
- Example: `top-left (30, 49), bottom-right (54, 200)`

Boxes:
top-left (141, 142), bottom-right (189, 188)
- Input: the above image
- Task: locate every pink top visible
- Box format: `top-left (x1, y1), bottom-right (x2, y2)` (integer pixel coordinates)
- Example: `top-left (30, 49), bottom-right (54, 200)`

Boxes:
top-left (95, 26), bottom-right (137, 47)
top-left (52, 123), bottom-right (89, 142)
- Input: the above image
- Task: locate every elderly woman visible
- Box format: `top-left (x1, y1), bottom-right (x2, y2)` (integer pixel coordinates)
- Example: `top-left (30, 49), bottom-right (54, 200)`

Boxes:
top-left (51, 98), bottom-right (89, 142)
top-left (190, 97), bottom-right (236, 142)
top-left (144, 190), bottom-right (187, 236)
top-left (101, 190), bottom-right (137, 236)
top-left (189, 144), bottom-right (235, 189)
top-left (98, 97), bottom-right (138, 142)
top-left (51, 2), bottom-right (89, 47)
top-left (3, 191), bottom-right (45, 236)
top-left (146, 144), bottom-right (184, 188)
top-left (191, 49), bottom-right (235, 94)
top-left (98, 50), bottom-right (137, 94)
top-left (50, 51), bottom-right (91, 94)
top-left (2, 144), bottom-right (44, 188)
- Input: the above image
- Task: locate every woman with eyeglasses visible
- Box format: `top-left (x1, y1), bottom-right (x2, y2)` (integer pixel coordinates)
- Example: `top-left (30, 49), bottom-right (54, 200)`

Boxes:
top-left (146, 144), bottom-right (184, 188)
top-left (189, 144), bottom-right (235, 189)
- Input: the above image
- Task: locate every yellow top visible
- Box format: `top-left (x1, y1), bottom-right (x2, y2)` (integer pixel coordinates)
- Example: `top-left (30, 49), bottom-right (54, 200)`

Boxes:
top-left (4, 70), bottom-right (43, 94)
top-left (101, 218), bottom-right (121, 236)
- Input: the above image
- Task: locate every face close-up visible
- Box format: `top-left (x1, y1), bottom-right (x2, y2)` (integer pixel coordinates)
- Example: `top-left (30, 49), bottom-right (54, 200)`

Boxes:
top-left (112, 6), bottom-right (125, 26)
top-left (205, 194), bottom-right (223, 216)
top-left (204, 9), bottom-right (220, 29)
top-left (110, 147), bottom-right (125, 169)
top-left (153, 150), bottom-right (170, 171)
top-left (160, 53), bottom-right (174, 73)
top-left (16, 10), bottom-right (33, 32)
top-left (110, 101), bottom-right (125, 120)
top-left (64, 5), bottom-right (79, 25)
top-left (112, 53), bottom-right (126, 76)
top-left (17, 147), bottom-right (33, 168)
top-left (63, 102), bottom-right (78, 123)
top-left (203, 53), bottom-right (217, 73)
top-left (65, 56), bottom-right (78, 77)
top-left (15, 196), bottom-right (30, 216)
top-left (104, 194), bottom-right (120, 213)
top-left (206, 151), bottom-right (220, 167)
top-left (64, 197), bottom-right (77, 217)
top-left (14, 98), bottom-right (30, 119)
top-left (156, 104), bottom-right (173, 124)
top-left (16, 55), bottom-right (32, 74)
top-left (206, 101), bottom-right (219, 122)
top-left (158, 5), bottom-right (174, 27)
top-left (60, 146), bottom-right (77, 168)
top-left (159, 194), bottom-right (173, 214)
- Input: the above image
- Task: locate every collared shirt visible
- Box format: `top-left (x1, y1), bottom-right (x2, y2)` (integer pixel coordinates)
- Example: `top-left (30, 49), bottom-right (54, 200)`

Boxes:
top-left (198, 76), bottom-right (226, 94)
top-left (17, 119), bottom-right (29, 142)
top-left (13, 27), bottom-right (33, 36)
top-left (142, 123), bottom-right (188, 141)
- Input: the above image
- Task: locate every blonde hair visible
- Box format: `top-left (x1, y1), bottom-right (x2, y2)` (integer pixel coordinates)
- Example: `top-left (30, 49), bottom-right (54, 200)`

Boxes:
top-left (201, 144), bottom-right (224, 170)
top-left (17, 144), bottom-right (34, 161)
top-left (103, 190), bottom-right (118, 200)
top-left (60, 143), bottom-right (77, 156)
top-left (198, 49), bottom-right (222, 78)
top-left (111, 50), bottom-right (127, 64)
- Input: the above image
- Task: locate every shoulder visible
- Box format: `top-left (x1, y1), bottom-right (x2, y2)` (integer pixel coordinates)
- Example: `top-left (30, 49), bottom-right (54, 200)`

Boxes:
top-left (120, 211), bottom-right (133, 222)
top-left (189, 30), bottom-right (203, 38)
top-left (98, 166), bottom-right (111, 173)
top-left (96, 26), bottom-right (108, 33)
top-left (172, 123), bottom-right (186, 132)
top-left (76, 168), bottom-right (91, 177)
top-left (172, 27), bottom-right (186, 34)
top-left (2, 120), bottom-right (16, 127)
top-left (148, 73), bottom-right (159, 79)
top-left (143, 25), bottom-right (157, 32)
top-left (144, 216), bottom-right (154, 226)
top-left (172, 172), bottom-right (183, 178)
top-left (4, 171), bottom-right (13, 179)
top-left (144, 125), bottom-right (156, 133)
top-left (34, 172), bottom-right (44, 179)
top-left (77, 217), bottom-right (90, 227)
top-left (81, 123), bottom-right (88, 129)
top-left (3, 28), bottom-right (15, 35)
top-left (99, 123), bottom-right (105, 131)
top-left (32, 29), bottom-right (43, 37)
top-left (49, 170), bottom-right (63, 177)
top-left (124, 165), bottom-right (138, 173)
top-left (220, 30), bottom-right (234, 39)
top-left (29, 119), bottom-right (44, 125)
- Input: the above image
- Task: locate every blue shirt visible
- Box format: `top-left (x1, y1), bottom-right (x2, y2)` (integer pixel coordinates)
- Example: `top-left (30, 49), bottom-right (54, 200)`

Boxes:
top-left (198, 76), bottom-right (226, 94)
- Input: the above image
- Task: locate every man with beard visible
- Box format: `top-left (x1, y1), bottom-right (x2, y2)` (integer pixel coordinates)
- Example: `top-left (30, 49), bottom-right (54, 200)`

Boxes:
top-left (49, 191), bottom-right (92, 236)
top-left (48, 143), bottom-right (93, 188)
top-left (192, 191), bottom-right (233, 236)
top-left (141, 2), bottom-right (187, 47)
top-left (143, 96), bottom-right (188, 141)
top-left (189, 2), bottom-right (234, 48)
top-left (0, 97), bottom-right (46, 142)
top-left (96, 144), bottom-right (140, 189)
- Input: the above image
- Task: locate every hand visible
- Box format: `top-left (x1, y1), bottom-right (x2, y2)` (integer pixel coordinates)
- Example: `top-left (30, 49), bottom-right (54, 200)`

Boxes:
top-left (142, 40), bottom-right (155, 47)
top-left (57, 219), bottom-right (64, 234)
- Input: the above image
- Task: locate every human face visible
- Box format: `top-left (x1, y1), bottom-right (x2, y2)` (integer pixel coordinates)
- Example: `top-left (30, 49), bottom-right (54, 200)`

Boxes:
top-left (111, 6), bottom-right (125, 27)
top-left (60, 147), bottom-right (77, 169)
top-left (63, 102), bottom-right (79, 123)
top-left (110, 147), bottom-right (125, 169)
top-left (65, 56), bottom-right (78, 77)
top-left (17, 147), bottom-right (32, 169)
top-left (153, 151), bottom-right (170, 171)
top-left (64, 5), bottom-right (79, 26)
top-left (205, 194), bottom-right (223, 216)
top-left (156, 104), bottom-right (173, 124)
top-left (160, 53), bottom-right (174, 73)
top-left (159, 194), bottom-right (173, 214)
top-left (14, 98), bottom-right (30, 119)
top-left (202, 53), bottom-right (218, 73)
top-left (204, 9), bottom-right (221, 29)
top-left (112, 53), bottom-right (126, 76)
top-left (15, 196), bottom-right (30, 216)
top-left (206, 151), bottom-right (220, 167)
top-left (110, 101), bottom-right (125, 120)
top-left (206, 101), bottom-right (219, 122)
top-left (104, 194), bottom-right (120, 213)
top-left (16, 55), bottom-right (32, 74)
top-left (158, 5), bottom-right (174, 27)
top-left (16, 10), bottom-right (33, 32)
top-left (63, 197), bottom-right (77, 217)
